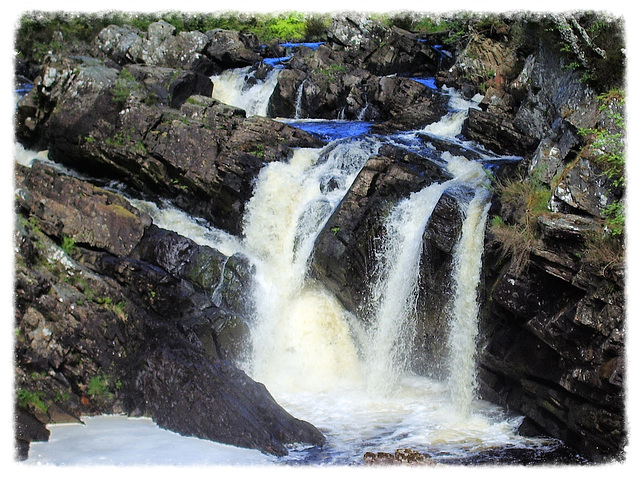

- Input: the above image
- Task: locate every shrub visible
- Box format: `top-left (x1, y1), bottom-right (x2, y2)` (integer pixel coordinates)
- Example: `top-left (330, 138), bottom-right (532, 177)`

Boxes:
top-left (17, 388), bottom-right (48, 414)
top-left (87, 375), bottom-right (113, 400)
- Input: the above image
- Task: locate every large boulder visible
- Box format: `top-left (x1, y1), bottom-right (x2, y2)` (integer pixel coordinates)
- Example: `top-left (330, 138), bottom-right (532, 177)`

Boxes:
top-left (93, 21), bottom-right (241, 74)
top-left (327, 13), bottom-right (443, 76)
top-left (205, 29), bottom-right (263, 68)
top-left (131, 340), bottom-right (325, 456)
top-left (270, 49), bottom-right (448, 125)
top-left (310, 144), bottom-right (468, 375)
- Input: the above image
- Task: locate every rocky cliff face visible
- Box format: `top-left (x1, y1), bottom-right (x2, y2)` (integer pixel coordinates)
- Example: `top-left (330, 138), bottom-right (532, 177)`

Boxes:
top-left (440, 16), bottom-right (626, 461)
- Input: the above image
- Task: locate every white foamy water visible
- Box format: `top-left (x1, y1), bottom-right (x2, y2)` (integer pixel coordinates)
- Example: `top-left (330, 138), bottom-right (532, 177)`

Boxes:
top-left (446, 158), bottom-right (493, 417)
top-left (364, 182), bottom-right (449, 395)
top-left (420, 87), bottom-right (483, 139)
top-left (234, 106), bottom-right (551, 462)
top-left (14, 144), bottom-right (51, 168)
top-left (243, 140), bottom-right (381, 393)
top-left (23, 416), bottom-right (272, 466)
top-left (211, 66), bottom-right (279, 117)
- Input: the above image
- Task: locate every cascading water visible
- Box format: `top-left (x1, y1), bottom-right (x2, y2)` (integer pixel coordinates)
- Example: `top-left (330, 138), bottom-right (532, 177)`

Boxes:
top-left (241, 139), bottom-right (382, 393)
top-left (294, 79), bottom-right (306, 119)
top-left (364, 182), bottom-right (449, 395)
top-left (199, 66), bottom-right (563, 463)
top-left (362, 154), bottom-right (492, 402)
top-left (210, 66), bottom-right (279, 117)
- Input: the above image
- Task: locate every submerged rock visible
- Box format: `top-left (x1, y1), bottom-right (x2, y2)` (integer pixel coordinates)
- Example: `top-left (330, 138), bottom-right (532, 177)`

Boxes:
top-left (364, 448), bottom-right (436, 465)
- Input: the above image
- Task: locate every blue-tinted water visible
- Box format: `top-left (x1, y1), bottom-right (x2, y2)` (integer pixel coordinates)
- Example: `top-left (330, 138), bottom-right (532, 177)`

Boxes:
top-left (281, 41), bottom-right (324, 50)
top-left (281, 119), bottom-right (375, 142)
top-left (410, 77), bottom-right (438, 90)
top-left (263, 56), bottom-right (291, 68)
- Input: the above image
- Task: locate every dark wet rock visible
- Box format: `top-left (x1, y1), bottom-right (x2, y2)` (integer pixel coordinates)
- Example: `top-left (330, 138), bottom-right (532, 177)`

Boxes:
top-left (15, 408), bottom-right (50, 461)
top-left (131, 341), bottom-right (325, 456)
top-left (168, 70), bottom-right (214, 108)
top-left (268, 16), bottom-right (447, 124)
top-left (369, 77), bottom-right (449, 132)
top-left (271, 59), bottom-right (447, 125)
top-left (464, 106), bottom-right (539, 156)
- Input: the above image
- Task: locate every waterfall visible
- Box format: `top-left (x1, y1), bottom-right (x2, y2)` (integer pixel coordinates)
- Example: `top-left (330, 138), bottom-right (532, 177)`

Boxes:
top-left (447, 188), bottom-right (491, 417)
top-left (210, 66), bottom-right (279, 117)
top-left (242, 139), bottom-right (382, 393)
top-left (118, 75), bottom-right (548, 461)
top-left (294, 80), bottom-right (306, 119)
top-left (357, 102), bottom-right (369, 121)
top-left (444, 154), bottom-right (492, 417)
top-left (364, 182), bottom-right (449, 395)
top-left (364, 153), bottom-right (491, 403)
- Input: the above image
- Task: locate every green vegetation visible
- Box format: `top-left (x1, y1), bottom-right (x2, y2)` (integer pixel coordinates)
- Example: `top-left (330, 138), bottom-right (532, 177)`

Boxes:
top-left (16, 11), bottom-right (333, 63)
top-left (250, 144), bottom-right (265, 158)
top-left (314, 63), bottom-right (347, 80)
top-left (489, 172), bottom-right (553, 275)
top-left (87, 374), bottom-right (114, 400)
top-left (17, 388), bottom-right (49, 414)
top-left (546, 12), bottom-right (625, 91)
top-left (61, 235), bottom-right (76, 256)
top-left (578, 89), bottom-right (625, 237)
top-left (111, 68), bottom-right (139, 103)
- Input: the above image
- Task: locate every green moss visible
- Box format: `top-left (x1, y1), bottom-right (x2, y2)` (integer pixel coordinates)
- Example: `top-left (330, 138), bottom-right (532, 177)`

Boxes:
top-left (61, 235), bottom-right (76, 256)
top-left (111, 68), bottom-right (139, 103)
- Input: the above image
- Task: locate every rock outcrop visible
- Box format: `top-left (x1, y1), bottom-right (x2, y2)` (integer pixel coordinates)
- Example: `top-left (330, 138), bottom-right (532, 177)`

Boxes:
top-left (310, 144), bottom-right (468, 376)
top-left (16, 56), bottom-right (322, 236)
top-left (268, 15), bottom-right (450, 124)
top-left (14, 159), bottom-right (325, 459)
top-left (436, 17), bottom-right (626, 461)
